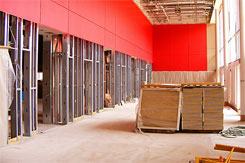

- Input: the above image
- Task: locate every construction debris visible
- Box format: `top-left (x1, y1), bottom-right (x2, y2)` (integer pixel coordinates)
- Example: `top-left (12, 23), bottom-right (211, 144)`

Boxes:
top-left (220, 126), bottom-right (245, 138)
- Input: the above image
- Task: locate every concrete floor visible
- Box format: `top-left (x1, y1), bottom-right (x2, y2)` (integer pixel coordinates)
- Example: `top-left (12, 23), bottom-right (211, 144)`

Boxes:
top-left (0, 103), bottom-right (245, 163)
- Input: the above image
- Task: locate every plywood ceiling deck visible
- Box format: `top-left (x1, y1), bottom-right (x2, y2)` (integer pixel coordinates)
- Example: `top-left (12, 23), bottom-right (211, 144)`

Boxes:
top-left (134, 0), bottom-right (214, 24)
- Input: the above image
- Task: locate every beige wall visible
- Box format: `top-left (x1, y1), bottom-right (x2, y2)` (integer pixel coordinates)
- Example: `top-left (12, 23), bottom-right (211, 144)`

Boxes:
top-left (207, 24), bottom-right (216, 71)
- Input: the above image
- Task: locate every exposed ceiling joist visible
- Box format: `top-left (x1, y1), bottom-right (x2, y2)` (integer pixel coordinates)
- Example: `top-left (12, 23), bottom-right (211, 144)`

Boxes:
top-left (134, 0), bottom-right (215, 25)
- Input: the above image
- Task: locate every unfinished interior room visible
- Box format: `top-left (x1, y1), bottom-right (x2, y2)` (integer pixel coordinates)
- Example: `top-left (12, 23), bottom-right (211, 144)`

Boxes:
top-left (0, 0), bottom-right (244, 162)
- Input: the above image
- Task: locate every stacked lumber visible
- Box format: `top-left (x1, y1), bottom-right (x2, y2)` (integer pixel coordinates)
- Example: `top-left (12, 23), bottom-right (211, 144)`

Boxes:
top-left (182, 88), bottom-right (203, 130)
top-left (137, 84), bottom-right (181, 131)
top-left (181, 83), bottom-right (224, 131)
top-left (203, 88), bottom-right (224, 130)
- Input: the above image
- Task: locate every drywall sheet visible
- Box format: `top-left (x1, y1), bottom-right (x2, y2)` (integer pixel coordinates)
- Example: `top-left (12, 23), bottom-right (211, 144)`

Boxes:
top-left (152, 71), bottom-right (216, 84)
top-left (0, 48), bottom-right (15, 146)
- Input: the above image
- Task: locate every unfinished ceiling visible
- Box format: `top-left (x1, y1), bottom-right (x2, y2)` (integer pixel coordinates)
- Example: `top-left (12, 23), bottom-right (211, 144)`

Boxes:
top-left (134, 0), bottom-right (214, 24)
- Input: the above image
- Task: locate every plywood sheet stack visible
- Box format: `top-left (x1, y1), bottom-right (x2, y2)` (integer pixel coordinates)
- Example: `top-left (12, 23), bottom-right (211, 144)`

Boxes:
top-left (137, 84), bottom-right (181, 131)
top-left (182, 88), bottom-right (203, 130)
top-left (203, 88), bottom-right (224, 130)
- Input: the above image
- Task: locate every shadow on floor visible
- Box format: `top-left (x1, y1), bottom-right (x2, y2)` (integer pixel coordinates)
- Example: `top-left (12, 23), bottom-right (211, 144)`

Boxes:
top-left (93, 120), bottom-right (136, 133)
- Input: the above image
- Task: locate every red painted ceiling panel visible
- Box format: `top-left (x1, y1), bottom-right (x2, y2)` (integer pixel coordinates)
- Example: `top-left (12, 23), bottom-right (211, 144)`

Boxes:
top-left (41, 0), bottom-right (68, 33)
top-left (0, 0), bottom-right (40, 23)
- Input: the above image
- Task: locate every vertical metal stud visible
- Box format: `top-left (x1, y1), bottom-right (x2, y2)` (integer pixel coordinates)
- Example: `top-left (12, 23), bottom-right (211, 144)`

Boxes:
top-left (93, 43), bottom-right (97, 113)
top-left (33, 23), bottom-right (38, 132)
top-left (77, 38), bottom-right (82, 117)
top-left (100, 46), bottom-right (104, 110)
top-left (23, 21), bottom-right (32, 136)
top-left (74, 37), bottom-right (78, 118)
top-left (111, 51), bottom-right (115, 106)
top-left (42, 40), bottom-right (53, 124)
top-left (69, 36), bottom-right (74, 122)
top-left (9, 15), bottom-right (19, 138)
top-left (62, 35), bottom-right (70, 124)
top-left (17, 18), bottom-right (23, 136)
top-left (81, 40), bottom-right (84, 116)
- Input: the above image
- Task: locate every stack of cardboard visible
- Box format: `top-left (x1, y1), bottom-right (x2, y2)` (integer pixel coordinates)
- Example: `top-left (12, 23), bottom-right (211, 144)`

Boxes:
top-left (203, 88), bottom-right (224, 130)
top-left (137, 86), bottom-right (181, 131)
top-left (182, 88), bottom-right (203, 130)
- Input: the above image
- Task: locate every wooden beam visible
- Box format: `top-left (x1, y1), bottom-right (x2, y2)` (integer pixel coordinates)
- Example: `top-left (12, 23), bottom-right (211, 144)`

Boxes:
top-left (214, 144), bottom-right (245, 153)
top-left (0, 45), bottom-right (11, 49)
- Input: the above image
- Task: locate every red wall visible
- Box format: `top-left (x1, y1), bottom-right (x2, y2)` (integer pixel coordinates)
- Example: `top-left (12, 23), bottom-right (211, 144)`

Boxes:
top-left (153, 24), bottom-right (207, 71)
top-left (0, 0), bottom-right (153, 62)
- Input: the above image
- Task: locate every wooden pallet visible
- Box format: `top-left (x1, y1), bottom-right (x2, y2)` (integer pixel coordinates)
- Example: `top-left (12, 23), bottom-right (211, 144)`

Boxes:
top-left (0, 45), bottom-right (11, 49)
top-left (181, 82), bottom-right (222, 87)
top-left (182, 130), bottom-right (221, 133)
top-left (142, 82), bottom-right (181, 88)
top-left (139, 128), bottom-right (177, 134)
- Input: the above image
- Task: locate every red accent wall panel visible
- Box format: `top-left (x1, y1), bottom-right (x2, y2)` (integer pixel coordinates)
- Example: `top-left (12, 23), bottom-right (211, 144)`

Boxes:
top-left (0, 0), bottom-right (153, 62)
top-left (0, 0), bottom-right (40, 23)
top-left (69, 0), bottom-right (106, 29)
top-left (41, 0), bottom-right (68, 33)
top-left (68, 11), bottom-right (104, 46)
top-left (104, 31), bottom-right (116, 50)
top-left (105, 0), bottom-right (116, 33)
top-left (51, 0), bottom-right (69, 9)
top-left (153, 24), bottom-right (207, 71)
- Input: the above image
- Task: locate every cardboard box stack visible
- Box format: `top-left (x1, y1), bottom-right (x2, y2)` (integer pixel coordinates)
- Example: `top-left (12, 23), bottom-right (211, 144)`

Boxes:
top-left (182, 88), bottom-right (203, 130)
top-left (203, 88), bottom-right (224, 130)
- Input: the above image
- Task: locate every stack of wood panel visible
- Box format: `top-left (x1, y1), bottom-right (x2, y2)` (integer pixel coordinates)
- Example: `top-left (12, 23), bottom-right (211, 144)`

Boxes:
top-left (182, 88), bottom-right (203, 130)
top-left (137, 84), bottom-right (181, 131)
top-left (181, 83), bottom-right (224, 131)
top-left (203, 88), bottom-right (224, 130)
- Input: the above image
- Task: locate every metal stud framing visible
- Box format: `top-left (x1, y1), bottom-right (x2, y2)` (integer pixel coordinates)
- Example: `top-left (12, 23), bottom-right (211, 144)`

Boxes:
top-left (121, 53), bottom-right (126, 102)
top-left (23, 20), bottom-right (38, 136)
top-left (147, 63), bottom-right (152, 84)
top-left (42, 40), bottom-right (53, 124)
top-left (110, 51), bottom-right (116, 107)
top-left (0, 12), bottom-right (39, 138)
top-left (126, 55), bottom-right (132, 101)
top-left (0, 12), bottom-right (154, 145)
top-left (84, 41), bottom-right (93, 115)
top-left (61, 35), bottom-right (70, 124)
top-left (93, 43), bottom-right (97, 113)
top-left (0, 12), bottom-right (24, 140)
top-left (99, 46), bottom-right (104, 111)
top-left (69, 36), bottom-right (74, 122)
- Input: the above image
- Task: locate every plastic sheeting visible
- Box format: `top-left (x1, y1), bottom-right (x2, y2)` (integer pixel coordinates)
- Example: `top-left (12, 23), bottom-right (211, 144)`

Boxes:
top-left (152, 71), bottom-right (217, 84)
top-left (0, 48), bottom-right (15, 108)
top-left (0, 48), bottom-right (15, 146)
